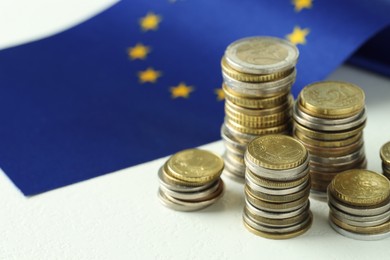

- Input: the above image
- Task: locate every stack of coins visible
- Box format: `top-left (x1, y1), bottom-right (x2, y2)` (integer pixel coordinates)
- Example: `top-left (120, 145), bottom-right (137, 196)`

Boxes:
top-left (221, 36), bottom-right (299, 180)
top-left (293, 81), bottom-right (367, 196)
top-left (380, 141), bottom-right (390, 179)
top-left (328, 169), bottom-right (390, 240)
top-left (158, 149), bottom-right (225, 211)
top-left (243, 135), bottom-right (312, 239)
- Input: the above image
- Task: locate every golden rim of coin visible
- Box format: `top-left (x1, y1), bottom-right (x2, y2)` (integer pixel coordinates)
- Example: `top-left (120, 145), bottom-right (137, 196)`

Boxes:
top-left (166, 149), bottom-right (224, 185)
top-left (225, 36), bottom-right (299, 74)
top-left (243, 211), bottom-right (312, 239)
top-left (293, 122), bottom-right (365, 141)
top-left (225, 96), bottom-right (293, 117)
top-left (221, 56), bottom-right (294, 82)
top-left (329, 213), bottom-right (390, 235)
top-left (293, 129), bottom-right (363, 148)
top-left (246, 134), bottom-right (308, 170)
top-left (303, 139), bottom-right (364, 158)
top-left (329, 169), bottom-right (390, 207)
top-left (225, 118), bottom-right (291, 135)
top-left (299, 81), bottom-right (365, 118)
top-left (380, 141), bottom-right (390, 165)
top-left (222, 84), bottom-right (290, 109)
top-left (225, 113), bottom-right (289, 129)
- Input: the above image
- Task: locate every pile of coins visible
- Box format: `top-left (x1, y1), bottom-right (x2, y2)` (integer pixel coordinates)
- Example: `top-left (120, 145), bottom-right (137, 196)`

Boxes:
top-left (293, 81), bottom-right (367, 196)
top-left (158, 149), bottom-right (225, 211)
top-left (328, 169), bottom-right (390, 240)
top-left (243, 135), bottom-right (312, 239)
top-left (221, 36), bottom-right (298, 180)
top-left (380, 141), bottom-right (390, 180)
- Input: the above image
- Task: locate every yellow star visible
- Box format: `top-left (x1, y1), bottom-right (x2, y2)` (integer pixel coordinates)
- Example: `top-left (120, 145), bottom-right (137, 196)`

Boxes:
top-left (215, 88), bottom-right (225, 101)
top-left (139, 12), bottom-right (162, 31)
top-left (292, 0), bottom-right (313, 12)
top-left (170, 83), bottom-right (194, 99)
top-left (128, 43), bottom-right (150, 60)
top-left (286, 26), bottom-right (310, 45)
top-left (138, 68), bottom-right (161, 83)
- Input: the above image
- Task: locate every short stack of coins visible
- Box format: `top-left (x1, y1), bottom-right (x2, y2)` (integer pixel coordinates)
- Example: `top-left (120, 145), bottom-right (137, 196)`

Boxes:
top-left (158, 149), bottom-right (225, 211)
top-left (243, 135), bottom-right (312, 239)
top-left (221, 36), bottom-right (299, 180)
top-left (293, 81), bottom-right (367, 197)
top-left (380, 141), bottom-right (390, 179)
top-left (328, 169), bottom-right (390, 240)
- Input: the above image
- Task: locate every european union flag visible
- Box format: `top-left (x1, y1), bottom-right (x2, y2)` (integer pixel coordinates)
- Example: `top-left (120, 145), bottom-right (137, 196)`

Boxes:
top-left (0, 0), bottom-right (389, 195)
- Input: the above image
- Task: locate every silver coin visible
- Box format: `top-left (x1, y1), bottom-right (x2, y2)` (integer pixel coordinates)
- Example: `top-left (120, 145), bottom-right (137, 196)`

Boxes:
top-left (223, 160), bottom-right (245, 179)
top-left (245, 198), bottom-right (309, 219)
top-left (224, 144), bottom-right (245, 159)
top-left (158, 166), bottom-right (216, 193)
top-left (329, 219), bottom-right (390, 241)
top-left (293, 103), bottom-right (367, 130)
top-left (222, 71), bottom-right (294, 97)
top-left (159, 178), bottom-right (222, 201)
top-left (158, 182), bottom-right (224, 212)
top-left (309, 153), bottom-right (366, 168)
top-left (223, 122), bottom-right (259, 143)
top-left (328, 192), bottom-right (390, 216)
top-left (329, 204), bottom-right (390, 226)
top-left (224, 36), bottom-right (298, 74)
top-left (223, 168), bottom-right (246, 183)
top-left (309, 147), bottom-right (365, 165)
top-left (310, 158), bottom-right (366, 173)
top-left (221, 124), bottom-right (247, 152)
top-left (309, 189), bottom-right (328, 202)
top-left (245, 172), bottom-right (310, 195)
top-left (243, 209), bottom-right (312, 234)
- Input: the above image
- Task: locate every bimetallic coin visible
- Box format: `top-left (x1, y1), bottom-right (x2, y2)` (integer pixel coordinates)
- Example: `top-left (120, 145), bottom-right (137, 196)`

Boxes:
top-left (329, 169), bottom-right (390, 207)
top-left (167, 149), bottom-right (224, 184)
top-left (328, 191), bottom-right (390, 216)
top-left (243, 211), bottom-right (312, 239)
top-left (244, 207), bottom-right (310, 227)
top-left (299, 81), bottom-right (365, 118)
top-left (246, 134), bottom-right (308, 170)
top-left (243, 210), bottom-right (312, 234)
top-left (220, 56), bottom-right (293, 83)
top-left (380, 141), bottom-right (390, 165)
top-left (329, 214), bottom-right (390, 235)
top-left (246, 199), bottom-right (309, 219)
top-left (329, 219), bottom-right (390, 241)
top-left (222, 83), bottom-right (289, 109)
top-left (225, 36), bottom-right (299, 74)
top-left (245, 167), bottom-right (310, 190)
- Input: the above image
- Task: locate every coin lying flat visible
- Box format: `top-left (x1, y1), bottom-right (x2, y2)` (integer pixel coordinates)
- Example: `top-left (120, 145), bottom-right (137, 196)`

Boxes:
top-left (167, 149), bottom-right (224, 185)
top-left (299, 81), bottom-right (365, 119)
top-left (225, 36), bottom-right (299, 74)
top-left (329, 169), bottom-right (390, 207)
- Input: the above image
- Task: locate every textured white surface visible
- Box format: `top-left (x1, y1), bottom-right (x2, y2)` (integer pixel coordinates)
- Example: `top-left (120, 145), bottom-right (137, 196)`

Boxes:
top-left (1, 1), bottom-right (390, 259)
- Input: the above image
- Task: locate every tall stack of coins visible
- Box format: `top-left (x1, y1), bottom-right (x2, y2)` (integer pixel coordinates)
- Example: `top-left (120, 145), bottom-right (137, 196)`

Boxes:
top-left (293, 81), bottom-right (367, 196)
top-left (221, 36), bottom-right (298, 180)
top-left (243, 135), bottom-right (312, 239)
top-left (158, 149), bottom-right (225, 211)
top-left (380, 141), bottom-right (390, 179)
top-left (328, 169), bottom-right (390, 240)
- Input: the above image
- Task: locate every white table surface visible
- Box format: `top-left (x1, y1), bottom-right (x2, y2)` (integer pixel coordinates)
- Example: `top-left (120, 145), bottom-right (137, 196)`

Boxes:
top-left (1, 1), bottom-right (390, 259)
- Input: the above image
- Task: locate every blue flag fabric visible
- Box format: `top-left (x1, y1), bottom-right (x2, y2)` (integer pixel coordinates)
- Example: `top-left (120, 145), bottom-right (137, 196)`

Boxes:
top-left (0, 0), bottom-right (389, 195)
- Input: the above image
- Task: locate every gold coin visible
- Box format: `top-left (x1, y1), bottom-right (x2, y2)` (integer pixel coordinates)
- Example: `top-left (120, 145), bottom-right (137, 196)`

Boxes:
top-left (329, 169), bottom-right (390, 207)
top-left (299, 81), bottom-right (365, 118)
top-left (162, 163), bottom-right (205, 187)
top-left (303, 139), bottom-right (364, 157)
top-left (243, 211), bottom-right (312, 239)
top-left (221, 56), bottom-right (293, 83)
top-left (167, 149), bottom-right (224, 184)
top-left (246, 168), bottom-right (310, 189)
top-left (293, 122), bottom-right (365, 141)
top-left (380, 141), bottom-right (390, 165)
top-left (222, 84), bottom-right (289, 109)
top-left (246, 134), bottom-right (307, 170)
top-left (225, 117), bottom-right (291, 135)
top-left (225, 96), bottom-right (293, 117)
top-left (225, 113), bottom-right (289, 128)
top-left (293, 130), bottom-right (362, 148)
top-left (330, 213), bottom-right (390, 235)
